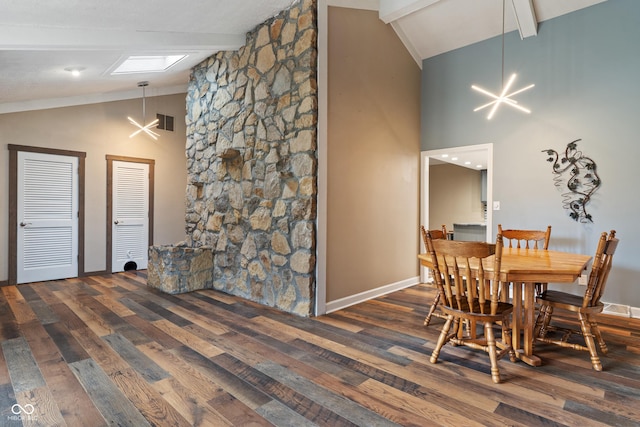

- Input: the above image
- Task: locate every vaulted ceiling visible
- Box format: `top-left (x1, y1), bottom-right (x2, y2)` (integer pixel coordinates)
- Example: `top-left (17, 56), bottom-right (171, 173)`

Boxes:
top-left (0, 0), bottom-right (606, 113)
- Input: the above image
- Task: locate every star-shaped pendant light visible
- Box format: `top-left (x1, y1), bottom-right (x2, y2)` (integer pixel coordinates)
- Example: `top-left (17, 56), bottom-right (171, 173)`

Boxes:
top-left (472, 73), bottom-right (534, 120)
top-left (129, 81), bottom-right (159, 140)
top-left (472, 0), bottom-right (535, 120)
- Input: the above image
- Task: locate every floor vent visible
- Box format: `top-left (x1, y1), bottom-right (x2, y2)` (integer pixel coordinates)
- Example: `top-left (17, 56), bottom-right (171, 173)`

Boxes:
top-left (602, 303), bottom-right (630, 317)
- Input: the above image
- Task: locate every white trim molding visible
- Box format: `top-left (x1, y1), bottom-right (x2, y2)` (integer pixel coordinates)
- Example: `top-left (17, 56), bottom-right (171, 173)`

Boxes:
top-left (325, 276), bottom-right (419, 314)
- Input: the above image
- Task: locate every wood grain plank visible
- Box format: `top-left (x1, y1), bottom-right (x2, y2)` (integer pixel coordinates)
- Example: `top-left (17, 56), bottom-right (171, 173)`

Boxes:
top-left (118, 297), bottom-right (164, 322)
top-left (55, 291), bottom-right (114, 337)
top-left (37, 357), bottom-right (107, 427)
top-left (152, 377), bottom-right (234, 427)
top-left (47, 301), bottom-right (92, 332)
top-left (14, 386), bottom-right (66, 427)
top-left (358, 379), bottom-right (489, 427)
top-left (152, 319), bottom-right (224, 358)
top-left (68, 327), bottom-right (131, 376)
top-left (108, 366), bottom-right (190, 426)
top-left (1, 337), bottom-right (46, 392)
top-left (212, 393), bottom-right (292, 427)
top-left (167, 304), bottom-right (230, 335)
top-left (138, 342), bottom-right (236, 426)
top-left (123, 314), bottom-right (183, 349)
top-left (170, 345), bottom-right (273, 410)
top-left (0, 295), bottom-right (21, 341)
top-left (255, 361), bottom-right (401, 427)
top-left (69, 358), bottom-right (150, 426)
top-left (2, 286), bottom-right (38, 324)
top-left (44, 322), bottom-right (91, 363)
top-left (94, 294), bottom-right (136, 318)
top-left (102, 333), bottom-right (169, 383)
top-left (213, 352), bottom-right (359, 427)
top-left (0, 383), bottom-right (17, 422)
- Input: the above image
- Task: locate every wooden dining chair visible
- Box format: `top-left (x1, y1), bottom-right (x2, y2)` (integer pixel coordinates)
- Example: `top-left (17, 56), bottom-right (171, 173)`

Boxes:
top-left (534, 230), bottom-right (619, 371)
top-left (420, 225), bottom-right (448, 326)
top-left (425, 232), bottom-right (516, 383)
top-left (498, 224), bottom-right (552, 296)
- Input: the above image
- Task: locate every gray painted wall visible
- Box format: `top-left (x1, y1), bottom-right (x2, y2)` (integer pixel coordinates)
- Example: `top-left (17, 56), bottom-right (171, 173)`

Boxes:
top-left (421, 0), bottom-right (639, 308)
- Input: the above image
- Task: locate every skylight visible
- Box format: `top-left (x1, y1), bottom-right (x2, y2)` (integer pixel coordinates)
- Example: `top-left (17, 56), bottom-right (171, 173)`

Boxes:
top-left (111, 55), bottom-right (187, 75)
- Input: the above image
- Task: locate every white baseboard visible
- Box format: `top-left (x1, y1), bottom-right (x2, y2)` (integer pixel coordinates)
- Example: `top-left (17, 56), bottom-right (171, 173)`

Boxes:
top-left (324, 280), bottom-right (640, 320)
top-left (325, 276), bottom-right (419, 314)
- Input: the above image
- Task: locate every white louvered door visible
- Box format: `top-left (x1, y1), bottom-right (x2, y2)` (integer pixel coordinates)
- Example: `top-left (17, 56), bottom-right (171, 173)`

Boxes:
top-left (17, 152), bottom-right (79, 284)
top-left (112, 161), bottom-right (149, 272)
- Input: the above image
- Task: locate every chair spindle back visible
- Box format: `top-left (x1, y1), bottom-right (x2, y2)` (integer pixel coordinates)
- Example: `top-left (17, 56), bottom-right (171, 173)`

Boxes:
top-left (427, 232), bottom-right (503, 315)
top-left (498, 224), bottom-right (551, 250)
top-left (585, 230), bottom-right (619, 308)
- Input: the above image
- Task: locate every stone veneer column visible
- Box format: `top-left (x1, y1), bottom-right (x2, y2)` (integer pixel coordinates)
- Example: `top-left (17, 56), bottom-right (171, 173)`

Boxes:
top-left (184, 0), bottom-right (317, 316)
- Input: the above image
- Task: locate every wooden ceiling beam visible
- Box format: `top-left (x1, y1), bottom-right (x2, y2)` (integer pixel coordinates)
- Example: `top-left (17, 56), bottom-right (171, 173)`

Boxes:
top-left (510, 0), bottom-right (538, 38)
top-left (379, 0), bottom-right (442, 24)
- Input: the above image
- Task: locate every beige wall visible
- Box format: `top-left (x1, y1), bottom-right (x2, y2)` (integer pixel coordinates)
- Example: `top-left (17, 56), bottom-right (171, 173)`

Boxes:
top-left (0, 94), bottom-right (188, 279)
top-left (327, 7), bottom-right (421, 302)
top-left (429, 163), bottom-right (485, 231)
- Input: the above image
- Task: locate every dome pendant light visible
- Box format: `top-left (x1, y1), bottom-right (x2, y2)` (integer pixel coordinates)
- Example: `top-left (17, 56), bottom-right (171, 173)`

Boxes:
top-left (471, 0), bottom-right (534, 120)
top-left (128, 81), bottom-right (160, 140)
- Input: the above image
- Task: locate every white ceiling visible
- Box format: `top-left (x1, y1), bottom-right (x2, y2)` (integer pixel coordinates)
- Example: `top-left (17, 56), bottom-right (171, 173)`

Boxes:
top-left (0, 0), bottom-right (606, 114)
top-left (0, 0), bottom-right (297, 113)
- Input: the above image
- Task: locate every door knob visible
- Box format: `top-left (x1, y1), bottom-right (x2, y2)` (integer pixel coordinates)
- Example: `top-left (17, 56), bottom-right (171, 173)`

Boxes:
top-left (20, 222), bottom-right (31, 227)
top-left (114, 220), bottom-right (120, 224)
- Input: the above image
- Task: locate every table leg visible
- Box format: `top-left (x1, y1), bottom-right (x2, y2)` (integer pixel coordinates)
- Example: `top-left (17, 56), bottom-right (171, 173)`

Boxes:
top-left (511, 282), bottom-right (522, 352)
top-left (514, 282), bottom-right (542, 367)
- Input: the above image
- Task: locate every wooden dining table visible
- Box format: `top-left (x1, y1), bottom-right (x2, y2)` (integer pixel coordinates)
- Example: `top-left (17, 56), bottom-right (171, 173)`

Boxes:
top-left (418, 247), bottom-right (592, 366)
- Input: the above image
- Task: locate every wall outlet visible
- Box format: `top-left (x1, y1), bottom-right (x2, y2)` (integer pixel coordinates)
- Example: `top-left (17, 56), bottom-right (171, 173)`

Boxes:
top-left (578, 274), bottom-right (588, 285)
top-left (493, 201), bottom-right (500, 211)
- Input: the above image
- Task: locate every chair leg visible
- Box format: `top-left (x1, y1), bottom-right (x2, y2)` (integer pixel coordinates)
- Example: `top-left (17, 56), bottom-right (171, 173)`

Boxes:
top-left (430, 315), bottom-right (453, 364)
top-left (424, 290), bottom-right (442, 326)
top-left (485, 322), bottom-right (501, 384)
top-left (535, 304), bottom-right (553, 338)
top-left (588, 314), bottom-right (609, 355)
top-left (501, 317), bottom-right (517, 363)
top-left (578, 312), bottom-right (603, 371)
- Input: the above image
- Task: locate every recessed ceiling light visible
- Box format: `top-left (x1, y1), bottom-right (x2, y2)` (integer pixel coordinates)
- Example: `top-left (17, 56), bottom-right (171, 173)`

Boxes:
top-left (476, 164), bottom-right (483, 168)
top-left (465, 161), bottom-right (471, 165)
top-left (111, 55), bottom-right (187, 75)
top-left (451, 157), bottom-right (458, 161)
top-left (64, 67), bottom-right (86, 77)
top-left (441, 154), bottom-right (449, 158)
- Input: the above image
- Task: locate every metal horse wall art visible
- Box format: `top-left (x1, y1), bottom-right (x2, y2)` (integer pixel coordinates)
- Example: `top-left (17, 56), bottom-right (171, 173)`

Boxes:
top-left (542, 139), bottom-right (601, 223)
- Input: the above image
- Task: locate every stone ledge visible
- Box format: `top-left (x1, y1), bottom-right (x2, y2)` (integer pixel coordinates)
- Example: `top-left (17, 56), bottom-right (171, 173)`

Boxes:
top-left (147, 244), bottom-right (214, 294)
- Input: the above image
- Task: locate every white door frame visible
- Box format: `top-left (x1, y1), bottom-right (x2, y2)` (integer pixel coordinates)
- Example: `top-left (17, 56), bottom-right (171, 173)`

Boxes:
top-left (420, 143), bottom-right (494, 282)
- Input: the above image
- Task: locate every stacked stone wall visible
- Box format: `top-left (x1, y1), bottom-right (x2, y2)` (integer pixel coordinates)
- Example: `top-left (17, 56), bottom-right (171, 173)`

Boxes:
top-left (184, 0), bottom-right (317, 315)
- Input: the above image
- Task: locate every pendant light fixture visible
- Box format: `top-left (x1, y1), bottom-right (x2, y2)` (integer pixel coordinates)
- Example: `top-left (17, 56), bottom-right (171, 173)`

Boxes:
top-left (471, 0), bottom-right (535, 120)
top-left (128, 81), bottom-right (159, 140)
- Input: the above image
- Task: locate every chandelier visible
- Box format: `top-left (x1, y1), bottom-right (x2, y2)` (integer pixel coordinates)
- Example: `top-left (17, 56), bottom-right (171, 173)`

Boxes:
top-left (128, 81), bottom-right (160, 140)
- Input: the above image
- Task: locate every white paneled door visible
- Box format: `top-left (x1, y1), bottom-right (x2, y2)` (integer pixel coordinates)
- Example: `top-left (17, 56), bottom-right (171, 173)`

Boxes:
top-left (112, 161), bottom-right (149, 272)
top-left (17, 152), bottom-right (79, 284)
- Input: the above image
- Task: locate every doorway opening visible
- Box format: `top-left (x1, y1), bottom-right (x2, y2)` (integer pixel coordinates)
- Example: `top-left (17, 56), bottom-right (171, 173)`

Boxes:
top-left (420, 143), bottom-right (493, 282)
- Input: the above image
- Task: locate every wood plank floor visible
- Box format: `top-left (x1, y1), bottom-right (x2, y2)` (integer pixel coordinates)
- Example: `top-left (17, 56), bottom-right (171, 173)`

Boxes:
top-left (1, 272), bottom-right (639, 426)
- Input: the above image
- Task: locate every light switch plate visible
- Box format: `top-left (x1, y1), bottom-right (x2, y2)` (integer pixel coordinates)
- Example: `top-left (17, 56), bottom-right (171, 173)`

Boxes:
top-left (493, 201), bottom-right (500, 211)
